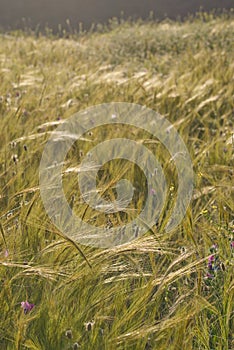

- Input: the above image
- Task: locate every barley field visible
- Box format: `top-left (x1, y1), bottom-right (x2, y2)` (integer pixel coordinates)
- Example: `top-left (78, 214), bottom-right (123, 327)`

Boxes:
top-left (0, 12), bottom-right (233, 350)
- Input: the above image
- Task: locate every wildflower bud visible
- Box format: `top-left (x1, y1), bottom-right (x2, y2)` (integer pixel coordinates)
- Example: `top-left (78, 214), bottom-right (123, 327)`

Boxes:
top-left (220, 262), bottom-right (225, 271)
top-left (22, 109), bottom-right (28, 117)
top-left (65, 329), bottom-right (73, 339)
top-left (73, 343), bottom-right (80, 349)
top-left (84, 320), bottom-right (95, 331)
top-left (86, 323), bottom-right (92, 331)
top-left (21, 301), bottom-right (35, 314)
top-left (12, 154), bottom-right (18, 163)
top-left (150, 188), bottom-right (156, 195)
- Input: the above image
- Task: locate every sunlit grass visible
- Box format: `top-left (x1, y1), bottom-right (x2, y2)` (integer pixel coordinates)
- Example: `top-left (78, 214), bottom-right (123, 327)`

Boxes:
top-left (0, 12), bottom-right (233, 350)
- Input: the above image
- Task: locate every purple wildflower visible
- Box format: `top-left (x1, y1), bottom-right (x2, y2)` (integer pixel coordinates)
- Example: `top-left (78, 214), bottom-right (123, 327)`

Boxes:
top-left (208, 255), bottom-right (215, 263)
top-left (230, 241), bottom-right (234, 249)
top-left (21, 301), bottom-right (35, 314)
top-left (207, 262), bottom-right (214, 271)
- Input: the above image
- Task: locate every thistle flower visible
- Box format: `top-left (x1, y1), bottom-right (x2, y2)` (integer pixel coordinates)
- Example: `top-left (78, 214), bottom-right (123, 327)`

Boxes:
top-left (21, 301), bottom-right (35, 314)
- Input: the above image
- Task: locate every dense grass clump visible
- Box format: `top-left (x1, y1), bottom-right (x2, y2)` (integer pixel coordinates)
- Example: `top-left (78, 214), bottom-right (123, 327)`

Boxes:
top-left (0, 13), bottom-right (233, 350)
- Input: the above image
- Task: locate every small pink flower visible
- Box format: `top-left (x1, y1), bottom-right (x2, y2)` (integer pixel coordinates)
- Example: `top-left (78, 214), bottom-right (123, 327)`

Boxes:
top-left (230, 241), bottom-right (234, 249)
top-left (205, 272), bottom-right (214, 279)
top-left (21, 301), bottom-right (35, 314)
top-left (208, 255), bottom-right (215, 263)
top-left (150, 188), bottom-right (156, 195)
top-left (4, 250), bottom-right (9, 258)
